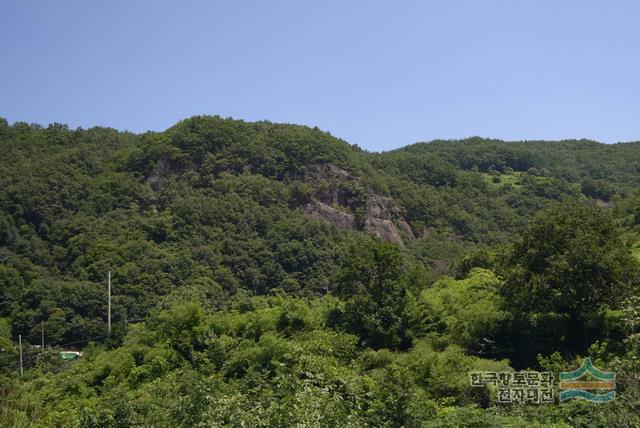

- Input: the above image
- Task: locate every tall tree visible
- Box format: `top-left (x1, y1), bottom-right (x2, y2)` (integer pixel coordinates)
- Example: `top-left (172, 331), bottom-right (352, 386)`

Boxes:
top-left (501, 203), bottom-right (638, 363)
top-left (333, 239), bottom-right (413, 350)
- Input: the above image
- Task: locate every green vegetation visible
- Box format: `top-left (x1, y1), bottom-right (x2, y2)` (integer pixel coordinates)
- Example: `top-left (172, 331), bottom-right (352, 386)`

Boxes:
top-left (1, 116), bottom-right (639, 426)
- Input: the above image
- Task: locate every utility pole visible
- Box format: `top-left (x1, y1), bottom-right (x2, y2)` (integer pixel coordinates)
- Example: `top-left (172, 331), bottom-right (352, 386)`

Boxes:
top-left (107, 271), bottom-right (112, 335)
top-left (18, 334), bottom-right (23, 377)
top-left (41, 322), bottom-right (44, 352)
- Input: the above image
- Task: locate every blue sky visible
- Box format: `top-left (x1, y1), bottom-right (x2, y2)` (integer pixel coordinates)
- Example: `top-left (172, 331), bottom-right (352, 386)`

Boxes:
top-left (1, 1), bottom-right (639, 151)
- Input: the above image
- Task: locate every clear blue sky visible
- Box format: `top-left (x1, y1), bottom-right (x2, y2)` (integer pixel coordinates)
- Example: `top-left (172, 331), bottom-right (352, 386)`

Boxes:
top-left (2, 1), bottom-right (639, 151)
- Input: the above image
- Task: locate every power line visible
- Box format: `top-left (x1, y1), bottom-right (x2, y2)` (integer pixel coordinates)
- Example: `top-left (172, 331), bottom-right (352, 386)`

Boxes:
top-left (14, 316), bottom-right (146, 358)
top-left (7, 317), bottom-right (147, 372)
top-left (3, 334), bottom-right (110, 372)
top-left (16, 335), bottom-right (110, 358)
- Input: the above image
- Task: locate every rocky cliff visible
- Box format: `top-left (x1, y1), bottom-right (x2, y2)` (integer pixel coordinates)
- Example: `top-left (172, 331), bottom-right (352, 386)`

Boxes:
top-left (303, 163), bottom-right (415, 247)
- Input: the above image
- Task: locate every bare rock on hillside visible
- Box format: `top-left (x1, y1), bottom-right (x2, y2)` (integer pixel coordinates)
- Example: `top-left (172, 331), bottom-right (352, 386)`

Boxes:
top-left (305, 163), bottom-right (354, 182)
top-left (365, 194), bottom-right (415, 245)
top-left (305, 200), bottom-right (357, 230)
top-left (364, 218), bottom-right (405, 247)
top-left (303, 163), bottom-right (416, 247)
top-left (147, 159), bottom-right (182, 192)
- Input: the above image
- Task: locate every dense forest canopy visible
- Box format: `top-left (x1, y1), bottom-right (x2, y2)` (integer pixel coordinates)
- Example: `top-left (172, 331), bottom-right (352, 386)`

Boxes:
top-left (1, 116), bottom-right (639, 426)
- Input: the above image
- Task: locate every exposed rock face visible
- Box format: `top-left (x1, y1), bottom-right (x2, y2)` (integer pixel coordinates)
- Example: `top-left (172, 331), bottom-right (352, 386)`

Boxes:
top-left (364, 218), bottom-right (404, 246)
top-left (303, 163), bottom-right (356, 206)
top-left (363, 194), bottom-right (415, 247)
top-left (303, 163), bottom-right (416, 247)
top-left (365, 194), bottom-right (393, 219)
top-left (305, 200), bottom-right (357, 230)
top-left (305, 163), bottom-right (354, 181)
top-left (147, 158), bottom-right (183, 192)
top-left (396, 219), bottom-right (416, 240)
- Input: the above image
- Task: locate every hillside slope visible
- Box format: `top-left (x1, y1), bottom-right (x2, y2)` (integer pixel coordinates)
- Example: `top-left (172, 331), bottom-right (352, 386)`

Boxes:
top-left (1, 116), bottom-right (639, 426)
top-left (2, 116), bottom-right (640, 343)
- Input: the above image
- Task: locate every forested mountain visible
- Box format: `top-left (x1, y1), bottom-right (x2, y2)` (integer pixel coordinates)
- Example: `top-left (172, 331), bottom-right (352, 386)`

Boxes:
top-left (1, 116), bottom-right (639, 426)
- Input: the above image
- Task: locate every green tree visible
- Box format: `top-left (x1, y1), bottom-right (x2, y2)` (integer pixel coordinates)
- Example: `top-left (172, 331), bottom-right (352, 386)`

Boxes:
top-left (421, 268), bottom-right (506, 352)
top-left (501, 203), bottom-right (638, 364)
top-left (333, 240), bottom-right (413, 350)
